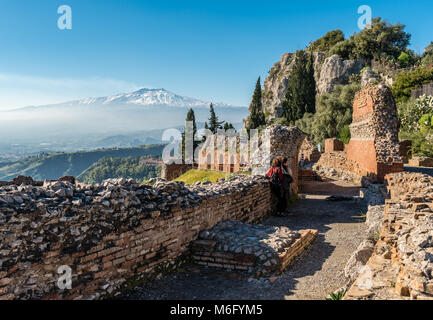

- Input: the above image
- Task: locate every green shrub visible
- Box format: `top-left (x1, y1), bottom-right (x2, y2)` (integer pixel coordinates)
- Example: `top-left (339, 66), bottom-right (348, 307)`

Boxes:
top-left (325, 289), bottom-right (347, 300)
top-left (410, 130), bottom-right (433, 157)
top-left (392, 67), bottom-right (433, 103)
top-left (296, 83), bottom-right (360, 145)
top-left (338, 125), bottom-right (351, 144)
top-left (308, 30), bottom-right (345, 53)
top-left (398, 95), bottom-right (433, 133)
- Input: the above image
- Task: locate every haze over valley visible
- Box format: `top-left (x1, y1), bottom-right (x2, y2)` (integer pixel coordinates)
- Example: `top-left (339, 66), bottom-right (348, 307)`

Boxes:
top-left (0, 88), bottom-right (247, 159)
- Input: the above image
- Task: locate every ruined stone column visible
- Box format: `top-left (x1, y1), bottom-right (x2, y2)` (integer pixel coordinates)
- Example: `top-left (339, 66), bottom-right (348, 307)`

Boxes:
top-left (346, 84), bottom-right (404, 182)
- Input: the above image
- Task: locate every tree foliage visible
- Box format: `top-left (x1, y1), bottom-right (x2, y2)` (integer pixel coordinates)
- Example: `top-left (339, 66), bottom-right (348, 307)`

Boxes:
top-left (308, 30), bottom-right (345, 52)
top-left (311, 17), bottom-right (411, 63)
top-left (348, 17), bottom-right (411, 61)
top-left (282, 50), bottom-right (316, 124)
top-left (246, 77), bottom-right (266, 130)
top-left (295, 83), bottom-right (360, 145)
top-left (398, 95), bottom-right (433, 133)
top-left (398, 95), bottom-right (433, 157)
top-left (208, 103), bottom-right (224, 134)
top-left (422, 42), bottom-right (433, 67)
top-left (392, 67), bottom-right (433, 103)
top-left (78, 156), bottom-right (161, 184)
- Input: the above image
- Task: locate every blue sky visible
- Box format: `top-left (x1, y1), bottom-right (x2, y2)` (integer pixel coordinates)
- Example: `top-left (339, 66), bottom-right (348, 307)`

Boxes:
top-left (0, 0), bottom-right (431, 109)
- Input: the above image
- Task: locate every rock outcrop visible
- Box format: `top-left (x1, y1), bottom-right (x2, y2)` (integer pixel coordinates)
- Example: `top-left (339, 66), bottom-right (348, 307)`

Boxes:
top-left (262, 52), bottom-right (363, 121)
top-left (317, 54), bottom-right (363, 94)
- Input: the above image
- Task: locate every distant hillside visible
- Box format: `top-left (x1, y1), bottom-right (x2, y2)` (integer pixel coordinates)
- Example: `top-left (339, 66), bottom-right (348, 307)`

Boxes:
top-left (0, 144), bottom-right (165, 181)
top-left (77, 156), bottom-right (161, 184)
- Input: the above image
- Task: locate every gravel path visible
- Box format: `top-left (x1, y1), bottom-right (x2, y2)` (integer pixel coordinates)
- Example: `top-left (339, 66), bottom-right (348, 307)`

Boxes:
top-left (118, 180), bottom-right (367, 300)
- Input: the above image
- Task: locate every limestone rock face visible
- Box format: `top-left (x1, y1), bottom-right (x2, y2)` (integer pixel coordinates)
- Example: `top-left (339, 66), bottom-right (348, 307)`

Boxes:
top-left (361, 70), bottom-right (379, 87)
top-left (262, 52), bottom-right (363, 121)
top-left (317, 54), bottom-right (363, 94)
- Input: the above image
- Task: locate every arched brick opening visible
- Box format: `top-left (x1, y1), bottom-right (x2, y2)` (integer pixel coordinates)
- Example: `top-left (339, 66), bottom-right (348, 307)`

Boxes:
top-left (206, 153), bottom-right (212, 170)
top-left (219, 154), bottom-right (224, 171)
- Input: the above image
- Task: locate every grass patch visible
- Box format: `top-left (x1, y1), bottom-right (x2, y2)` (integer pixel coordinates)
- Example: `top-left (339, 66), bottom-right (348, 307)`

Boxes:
top-left (174, 169), bottom-right (226, 185)
top-left (325, 289), bottom-right (347, 300)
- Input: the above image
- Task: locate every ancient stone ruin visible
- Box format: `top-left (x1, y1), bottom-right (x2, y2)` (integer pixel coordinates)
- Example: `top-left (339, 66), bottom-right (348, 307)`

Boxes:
top-left (191, 221), bottom-right (317, 277)
top-left (251, 125), bottom-right (306, 194)
top-left (0, 175), bottom-right (278, 300)
top-left (346, 84), bottom-right (404, 181)
top-left (315, 84), bottom-right (404, 183)
top-left (345, 172), bottom-right (433, 300)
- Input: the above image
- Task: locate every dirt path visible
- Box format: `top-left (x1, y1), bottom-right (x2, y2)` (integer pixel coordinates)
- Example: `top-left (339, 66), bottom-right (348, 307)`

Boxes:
top-left (118, 180), bottom-right (367, 300)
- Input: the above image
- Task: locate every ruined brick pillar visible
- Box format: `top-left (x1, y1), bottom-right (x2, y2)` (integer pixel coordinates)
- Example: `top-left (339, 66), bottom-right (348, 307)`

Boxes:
top-left (346, 84), bottom-right (404, 182)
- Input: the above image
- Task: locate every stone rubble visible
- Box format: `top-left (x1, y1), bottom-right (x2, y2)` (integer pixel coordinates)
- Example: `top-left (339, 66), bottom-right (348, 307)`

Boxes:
top-left (345, 172), bottom-right (433, 300)
top-left (199, 219), bottom-right (301, 258)
top-left (192, 220), bottom-right (317, 277)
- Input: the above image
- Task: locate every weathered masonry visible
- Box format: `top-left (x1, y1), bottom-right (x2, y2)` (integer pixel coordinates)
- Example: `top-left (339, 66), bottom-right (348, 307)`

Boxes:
top-left (316, 84), bottom-right (404, 183)
top-left (345, 172), bottom-right (433, 300)
top-left (0, 176), bottom-right (276, 300)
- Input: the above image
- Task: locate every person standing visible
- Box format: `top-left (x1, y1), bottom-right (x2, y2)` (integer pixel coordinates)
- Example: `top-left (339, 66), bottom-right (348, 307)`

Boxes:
top-left (266, 156), bottom-right (286, 216)
top-left (282, 158), bottom-right (294, 213)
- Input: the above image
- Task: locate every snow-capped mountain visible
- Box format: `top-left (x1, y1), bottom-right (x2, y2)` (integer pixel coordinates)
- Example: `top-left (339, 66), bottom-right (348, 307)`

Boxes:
top-left (0, 87), bottom-right (248, 142)
top-left (69, 88), bottom-right (238, 108)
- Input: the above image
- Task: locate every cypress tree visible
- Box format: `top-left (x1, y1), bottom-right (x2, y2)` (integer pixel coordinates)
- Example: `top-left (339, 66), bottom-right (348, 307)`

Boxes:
top-left (247, 77), bottom-right (266, 130)
top-left (282, 50), bottom-right (316, 124)
top-left (305, 52), bottom-right (316, 114)
top-left (202, 121), bottom-right (209, 143)
top-left (224, 122), bottom-right (235, 130)
top-left (208, 103), bottom-right (224, 134)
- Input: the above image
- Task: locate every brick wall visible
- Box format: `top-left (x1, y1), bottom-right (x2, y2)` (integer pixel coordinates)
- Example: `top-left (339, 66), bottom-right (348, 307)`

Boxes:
top-left (324, 138), bottom-right (344, 153)
top-left (160, 163), bottom-right (193, 180)
top-left (0, 176), bottom-right (276, 300)
top-left (316, 85), bottom-right (404, 183)
top-left (346, 84), bottom-right (403, 182)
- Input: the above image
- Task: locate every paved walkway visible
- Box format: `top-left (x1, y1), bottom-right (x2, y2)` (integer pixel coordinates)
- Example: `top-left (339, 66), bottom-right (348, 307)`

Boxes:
top-left (118, 180), bottom-right (367, 300)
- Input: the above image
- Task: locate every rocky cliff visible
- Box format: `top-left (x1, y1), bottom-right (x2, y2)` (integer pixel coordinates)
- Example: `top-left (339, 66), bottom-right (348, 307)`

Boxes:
top-left (262, 52), bottom-right (364, 121)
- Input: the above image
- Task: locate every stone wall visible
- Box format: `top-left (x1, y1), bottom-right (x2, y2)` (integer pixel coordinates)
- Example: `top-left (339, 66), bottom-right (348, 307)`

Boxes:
top-left (408, 157), bottom-right (433, 167)
top-left (411, 82), bottom-right (433, 99)
top-left (197, 150), bottom-right (248, 174)
top-left (160, 163), bottom-right (193, 181)
top-left (298, 137), bottom-right (321, 164)
top-left (251, 125), bottom-right (306, 194)
top-left (399, 140), bottom-right (412, 164)
top-left (346, 84), bottom-right (404, 182)
top-left (324, 138), bottom-right (344, 153)
top-left (0, 175), bottom-right (276, 300)
top-left (345, 172), bottom-right (433, 300)
top-left (313, 152), bottom-right (363, 184)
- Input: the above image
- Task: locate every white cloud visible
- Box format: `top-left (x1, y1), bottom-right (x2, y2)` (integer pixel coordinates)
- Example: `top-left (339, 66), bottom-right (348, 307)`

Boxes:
top-left (0, 73), bottom-right (143, 110)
